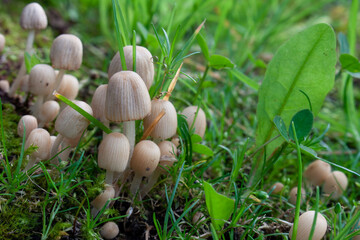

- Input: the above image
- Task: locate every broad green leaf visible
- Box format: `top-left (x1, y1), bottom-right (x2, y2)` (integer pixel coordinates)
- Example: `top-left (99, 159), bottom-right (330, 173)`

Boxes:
top-left (191, 134), bottom-right (202, 143)
top-left (204, 181), bottom-right (234, 230)
top-left (273, 116), bottom-right (289, 142)
top-left (197, 33), bottom-right (210, 61)
top-left (193, 143), bottom-right (213, 156)
top-left (256, 23), bottom-right (336, 156)
top-left (209, 54), bottom-right (235, 70)
top-left (288, 109), bottom-right (313, 142)
top-left (340, 54), bottom-right (360, 73)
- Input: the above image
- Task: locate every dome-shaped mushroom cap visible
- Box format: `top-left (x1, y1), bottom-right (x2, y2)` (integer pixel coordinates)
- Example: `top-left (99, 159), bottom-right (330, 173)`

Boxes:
top-left (25, 128), bottom-right (51, 160)
top-left (0, 33), bottom-right (5, 52)
top-left (289, 187), bottom-right (306, 205)
top-left (91, 184), bottom-right (115, 210)
top-left (55, 100), bottom-right (93, 139)
top-left (323, 171), bottom-right (348, 200)
top-left (57, 74), bottom-right (79, 100)
top-left (105, 71), bottom-right (151, 122)
top-left (100, 221), bottom-right (119, 240)
top-left (39, 100), bottom-right (60, 123)
top-left (131, 140), bottom-right (160, 177)
top-left (158, 141), bottom-right (177, 169)
top-left (20, 2), bottom-right (47, 30)
top-left (18, 115), bottom-right (38, 139)
top-left (108, 45), bottom-right (154, 89)
top-left (91, 84), bottom-right (108, 122)
top-left (50, 34), bottom-right (83, 70)
top-left (270, 182), bottom-right (284, 194)
top-left (29, 64), bottom-right (56, 96)
top-left (98, 132), bottom-right (130, 173)
top-left (304, 160), bottom-right (331, 186)
top-left (181, 106), bottom-right (206, 138)
top-left (0, 80), bottom-right (9, 93)
top-left (143, 99), bottom-right (178, 140)
top-left (289, 211), bottom-right (327, 240)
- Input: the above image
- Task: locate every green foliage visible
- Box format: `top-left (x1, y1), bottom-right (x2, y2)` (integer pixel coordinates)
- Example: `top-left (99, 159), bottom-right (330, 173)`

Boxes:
top-left (288, 109), bottom-right (313, 142)
top-left (340, 54), bottom-right (360, 73)
top-left (209, 54), bottom-right (234, 70)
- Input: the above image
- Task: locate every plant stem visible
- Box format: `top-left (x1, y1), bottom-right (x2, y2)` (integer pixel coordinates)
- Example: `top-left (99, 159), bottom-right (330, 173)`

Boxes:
top-left (140, 168), bottom-right (161, 197)
top-left (124, 121), bottom-right (135, 159)
top-left (194, 65), bottom-right (209, 101)
top-left (105, 170), bottom-right (114, 185)
top-left (47, 69), bottom-right (65, 100)
top-left (130, 172), bottom-right (142, 196)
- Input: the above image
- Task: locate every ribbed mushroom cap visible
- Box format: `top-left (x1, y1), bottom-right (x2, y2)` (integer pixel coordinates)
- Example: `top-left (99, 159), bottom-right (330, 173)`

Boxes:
top-left (304, 160), bottom-right (331, 186)
top-left (91, 184), bottom-right (115, 210)
top-left (50, 136), bottom-right (56, 149)
top-left (50, 34), bottom-right (83, 70)
top-left (289, 211), bottom-right (327, 240)
top-left (100, 221), bottom-right (119, 240)
top-left (143, 99), bottom-right (178, 140)
top-left (25, 128), bottom-right (51, 160)
top-left (181, 106), bottom-right (206, 138)
top-left (91, 84), bottom-right (107, 122)
top-left (20, 3), bottom-right (47, 30)
top-left (108, 45), bottom-right (154, 89)
top-left (98, 132), bottom-right (130, 173)
top-left (18, 115), bottom-right (38, 139)
top-left (323, 171), bottom-right (348, 200)
top-left (0, 33), bottom-right (5, 52)
top-left (55, 100), bottom-right (93, 139)
top-left (131, 140), bottom-right (160, 177)
top-left (39, 100), bottom-right (60, 124)
top-left (289, 187), bottom-right (306, 205)
top-left (29, 64), bottom-right (56, 96)
top-left (57, 74), bottom-right (79, 100)
top-left (0, 80), bottom-right (9, 93)
top-left (19, 75), bottom-right (29, 92)
top-left (271, 182), bottom-right (284, 194)
top-left (105, 71), bottom-right (151, 122)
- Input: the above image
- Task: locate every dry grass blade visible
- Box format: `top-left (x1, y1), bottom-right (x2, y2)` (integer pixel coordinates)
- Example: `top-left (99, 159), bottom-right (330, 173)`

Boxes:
top-left (141, 109), bottom-right (166, 140)
top-left (163, 63), bottom-right (183, 101)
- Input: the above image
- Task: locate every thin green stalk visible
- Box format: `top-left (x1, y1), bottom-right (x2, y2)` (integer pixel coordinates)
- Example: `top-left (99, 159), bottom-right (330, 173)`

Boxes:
top-left (291, 121), bottom-right (303, 240)
top-left (309, 186), bottom-right (320, 239)
top-left (334, 210), bottom-right (360, 240)
top-left (194, 65), bottom-right (209, 101)
top-left (112, 0), bottom-right (127, 70)
top-left (132, 30), bottom-right (136, 72)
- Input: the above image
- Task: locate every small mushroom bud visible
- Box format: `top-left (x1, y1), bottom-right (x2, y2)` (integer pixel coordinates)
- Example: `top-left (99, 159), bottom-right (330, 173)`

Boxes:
top-left (130, 140), bottom-right (160, 196)
top-left (270, 182), bottom-right (284, 194)
top-left (91, 84), bottom-right (109, 130)
top-left (91, 184), bottom-right (115, 217)
top-left (171, 136), bottom-right (180, 147)
top-left (100, 221), bottom-right (119, 240)
top-left (192, 212), bottom-right (205, 225)
top-left (323, 171), bottom-right (348, 200)
top-left (0, 33), bottom-right (5, 53)
top-left (143, 99), bottom-right (178, 140)
top-left (304, 160), bottom-right (331, 186)
top-left (289, 211), bottom-right (327, 240)
top-left (0, 80), bottom-right (9, 93)
top-left (57, 74), bottom-right (79, 106)
top-left (108, 45), bottom-right (154, 89)
top-left (289, 187), bottom-right (306, 205)
top-left (181, 106), bottom-right (206, 138)
top-left (24, 128), bottom-right (51, 171)
top-left (18, 115), bottom-right (38, 140)
top-left (38, 100), bottom-right (60, 128)
top-left (98, 132), bottom-right (130, 185)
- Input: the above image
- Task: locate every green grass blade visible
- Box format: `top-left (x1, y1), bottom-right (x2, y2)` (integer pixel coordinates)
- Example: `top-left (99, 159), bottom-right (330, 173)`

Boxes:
top-left (112, 0), bottom-right (128, 70)
top-left (132, 30), bottom-right (137, 72)
top-left (334, 210), bottom-right (360, 240)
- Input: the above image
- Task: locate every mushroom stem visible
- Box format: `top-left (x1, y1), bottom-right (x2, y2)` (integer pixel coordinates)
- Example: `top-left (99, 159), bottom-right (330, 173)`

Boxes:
top-left (24, 155), bottom-right (37, 171)
top-left (32, 95), bottom-right (44, 117)
top-left (91, 207), bottom-right (100, 218)
top-left (9, 30), bottom-right (35, 97)
top-left (46, 69), bottom-right (65, 100)
top-left (140, 168), bottom-right (161, 197)
top-left (50, 134), bottom-right (64, 161)
top-left (105, 170), bottom-right (114, 185)
top-left (59, 146), bottom-right (72, 163)
top-left (123, 121), bottom-right (135, 156)
top-left (130, 172), bottom-right (142, 196)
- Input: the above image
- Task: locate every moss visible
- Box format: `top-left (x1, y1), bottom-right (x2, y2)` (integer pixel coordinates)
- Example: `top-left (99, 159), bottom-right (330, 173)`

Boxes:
top-left (1, 103), bottom-right (21, 158)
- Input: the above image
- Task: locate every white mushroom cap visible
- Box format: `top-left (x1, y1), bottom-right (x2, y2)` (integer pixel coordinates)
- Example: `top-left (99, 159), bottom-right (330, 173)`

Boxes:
top-left (50, 34), bottom-right (83, 70)
top-left (20, 2), bottom-right (48, 30)
top-left (0, 80), bottom-right (9, 93)
top-left (304, 160), bottom-right (331, 186)
top-left (143, 99), bottom-right (178, 140)
top-left (289, 211), bottom-right (327, 240)
top-left (100, 221), bottom-right (119, 240)
top-left (271, 182), bottom-right (284, 194)
top-left (323, 171), bottom-right (348, 200)
top-left (25, 128), bottom-right (51, 160)
top-left (0, 33), bottom-right (5, 52)
top-left (29, 64), bottom-right (56, 96)
top-left (18, 115), bottom-right (38, 139)
top-left (38, 100), bottom-right (60, 125)
top-left (181, 106), bottom-right (206, 138)
top-left (289, 187), bottom-right (306, 205)
top-left (91, 84), bottom-right (108, 123)
top-left (91, 184), bottom-right (115, 210)
top-left (57, 74), bottom-right (79, 100)
top-left (131, 140), bottom-right (160, 177)
top-left (158, 141), bottom-right (177, 170)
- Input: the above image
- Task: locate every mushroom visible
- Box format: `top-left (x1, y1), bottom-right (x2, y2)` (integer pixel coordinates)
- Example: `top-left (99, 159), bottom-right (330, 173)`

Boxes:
top-left (130, 140), bottom-right (160, 196)
top-left (57, 73), bottom-right (79, 109)
top-left (49, 34), bottom-right (83, 97)
top-left (38, 100), bottom-right (60, 127)
top-left (9, 2), bottom-right (48, 97)
top-left (91, 184), bottom-right (115, 217)
top-left (181, 106), bottom-right (206, 138)
top-left (50, 101), bottom-right (92, 162)
top-left (28, 64), bottom-right (56, 116)
top-left (143, 99), bottom-right (178, 141)
top-left (171, 136), bottom-right (180, 147)
top-left (100, 221), bottom-right (119, 240)
top-left (108, 45), bottom-right (154, 89)
top-left (56, 134), bottom-right (82, 164)
top-left (304, 160), bottom-right (331, 186)
top-left (98, 132), bottom-right (130, 185)
top-left (289, 187), bottom-right (306, 205)
top-left (289, 211), bottom-right (327, 240)
top-left (0, 80), bottom-right (9, 93)
top-left (270, 182), bottom-right (284, 194)
top-left (192, 212), bottom-right (205, 225)
top-left (140, 141), bottom-right (177, 196)
top-left (24, 128), bottom-right (51, 171)
top-left (0, 33), bottom-right (5, 53)
top-left (18, 115), bottom-right (38, 140)
top-left (91, 84), bottom-right (109, 131)
top-left (323, 171), bottom-right (348, 200)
